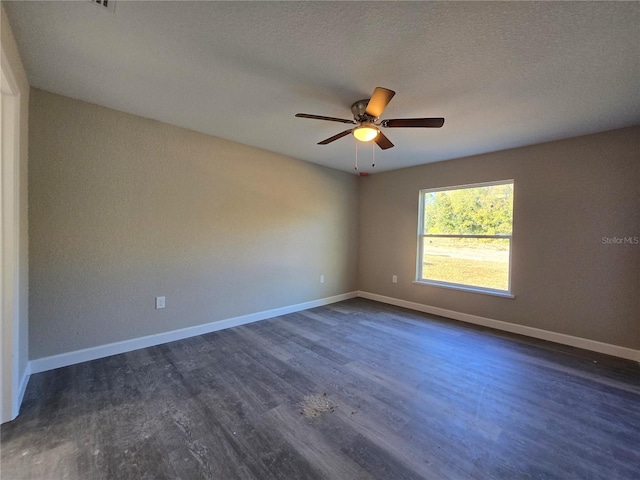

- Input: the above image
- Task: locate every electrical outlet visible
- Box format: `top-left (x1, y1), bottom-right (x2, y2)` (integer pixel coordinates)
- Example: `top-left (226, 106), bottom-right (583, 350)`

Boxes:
top-left (155, 296), bottom-right (165, 309)
top-left (392, 275), bottom-right (398, 283)
top-left (320, 275), bottom-right (325, 284)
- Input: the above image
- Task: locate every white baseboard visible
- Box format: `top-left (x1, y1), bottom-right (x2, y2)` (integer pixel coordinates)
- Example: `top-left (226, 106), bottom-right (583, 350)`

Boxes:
top-left (29, 292), bottom-right (358, 374)
top-left (357, 291), bottom-right (640, 363)
top-left (27, 289), bottom-right (639, 375)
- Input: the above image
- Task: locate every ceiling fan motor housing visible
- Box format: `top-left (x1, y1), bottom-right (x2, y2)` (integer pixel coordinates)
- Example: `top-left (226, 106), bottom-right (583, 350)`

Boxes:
top-left (351, 99), bottom-right (377, 123)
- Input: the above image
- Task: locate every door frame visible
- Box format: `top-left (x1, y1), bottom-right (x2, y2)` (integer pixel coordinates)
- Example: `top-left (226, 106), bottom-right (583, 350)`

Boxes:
top-left (1, 44), bottom-right (23, 423)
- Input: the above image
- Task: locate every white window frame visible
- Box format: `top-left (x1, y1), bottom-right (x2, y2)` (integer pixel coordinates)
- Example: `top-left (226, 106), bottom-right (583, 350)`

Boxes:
top-left (414, 180), bottom-right (514, 298)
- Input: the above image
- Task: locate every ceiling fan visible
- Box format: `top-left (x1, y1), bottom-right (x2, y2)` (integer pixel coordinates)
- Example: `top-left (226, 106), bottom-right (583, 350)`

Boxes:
top-left (295, 87), bottom-right (444, 150)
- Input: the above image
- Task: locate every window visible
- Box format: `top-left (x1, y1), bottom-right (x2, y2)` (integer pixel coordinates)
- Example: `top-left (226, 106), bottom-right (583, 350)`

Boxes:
top-left (416, 180), bottom-right (514, 296)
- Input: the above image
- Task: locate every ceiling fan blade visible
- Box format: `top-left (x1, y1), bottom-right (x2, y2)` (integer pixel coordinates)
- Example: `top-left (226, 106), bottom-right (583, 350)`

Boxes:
top-left (382, 118), bottom-right (445, 128)
top-left (365, 87), bottom-right (396, 118)
top-left (296, 113), bottom-right (355, 124)
top-left (374, 131), bottom-right (394, 150)
top-left (318, 129), bottom-right (353, 145)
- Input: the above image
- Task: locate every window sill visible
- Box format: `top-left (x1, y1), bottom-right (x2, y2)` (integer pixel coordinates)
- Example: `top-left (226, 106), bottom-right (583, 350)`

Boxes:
top-left (412, 280), bottom-right (515, 299)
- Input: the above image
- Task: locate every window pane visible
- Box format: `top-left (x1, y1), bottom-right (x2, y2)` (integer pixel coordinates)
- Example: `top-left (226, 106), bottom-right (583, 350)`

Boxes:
top-left (421, 237), bottom-right (510, 291)
top-left (423, 183), bottom-right (513, 235)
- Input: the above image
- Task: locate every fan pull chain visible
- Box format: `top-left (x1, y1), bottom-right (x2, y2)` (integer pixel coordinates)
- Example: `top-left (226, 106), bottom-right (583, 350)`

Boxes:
top-left (372, 141), bottom-right (376, 168)
top-left (354, 140), bottom-right (358, 171)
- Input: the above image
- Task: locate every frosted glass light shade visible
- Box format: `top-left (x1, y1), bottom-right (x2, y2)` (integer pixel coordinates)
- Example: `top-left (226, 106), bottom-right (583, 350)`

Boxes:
top-left (353, 125), bottom-right (379, 142)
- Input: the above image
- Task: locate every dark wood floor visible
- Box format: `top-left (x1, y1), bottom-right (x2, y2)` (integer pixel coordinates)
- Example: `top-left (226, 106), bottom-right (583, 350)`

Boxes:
top-left (2, 298), bottom-right (639, 479)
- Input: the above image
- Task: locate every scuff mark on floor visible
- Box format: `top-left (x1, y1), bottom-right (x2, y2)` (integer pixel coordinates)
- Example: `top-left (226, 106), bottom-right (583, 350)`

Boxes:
top-left (300, 392), bottom-right (337, 418)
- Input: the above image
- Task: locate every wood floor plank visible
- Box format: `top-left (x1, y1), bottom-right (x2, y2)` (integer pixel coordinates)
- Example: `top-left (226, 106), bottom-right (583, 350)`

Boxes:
top-left (2, 298), bottom-right (639, 479)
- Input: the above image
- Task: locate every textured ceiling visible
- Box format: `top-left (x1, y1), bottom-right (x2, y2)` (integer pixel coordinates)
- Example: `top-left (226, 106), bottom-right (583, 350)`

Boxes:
top-left (4, 1), bottom-right (639, 174)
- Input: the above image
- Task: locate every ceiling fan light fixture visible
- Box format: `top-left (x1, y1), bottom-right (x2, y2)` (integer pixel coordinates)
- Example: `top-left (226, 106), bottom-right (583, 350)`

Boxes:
top-left (296, 87), bottom-right (444, 151)
top-left (353, 125), bottom-right (379, 142)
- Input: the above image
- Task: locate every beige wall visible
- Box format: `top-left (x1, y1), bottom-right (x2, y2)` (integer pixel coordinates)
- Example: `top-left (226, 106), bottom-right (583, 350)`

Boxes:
top-left (1, 3), bottom-right (30, 389)
top-left (359, 127), bottom-right (639, 350)
top-left (26, 87), bottom-right (640, 359)
top-left (28, 89), bottom-right (359, 359)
